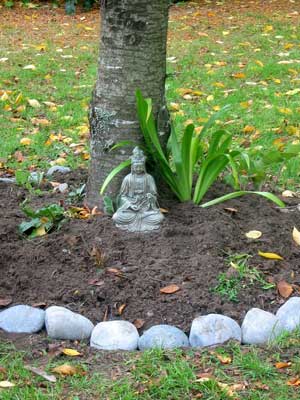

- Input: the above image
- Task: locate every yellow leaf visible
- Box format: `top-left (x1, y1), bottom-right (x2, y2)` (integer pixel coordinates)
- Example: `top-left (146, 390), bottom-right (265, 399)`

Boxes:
top-left (245, 230), bottom-right (262, 239)
top-left (240, 100), bottom-right (252, 109)
top-left (35, 44), bottom-right (47, 51)
top-left (0, 92), bottom-right (9, 102)
top-left (14, 93), bottom-right (23, 104)
top-left (213, 82), bottom-right (225, 88)
top-left (0, 381), bottom-right (15, 388)
top-left (222, 31), bottom-right (230, 36)
top-left (264, 25), bottom-right (273, 32)
top-left (243, 125), bottom-right (256, 134)
top-left (35, 225), bottom-right (47, 237)
top-left (50, 157), bottom-right (67, 166)
top-left (27, 98), bottom-right (41, 108)
top-left (20, 137), bottom-right (32, 146)
top-left (285, 88), bottom-right (300, 96)
top-left (206, 95), bottom-right (214, 102)
top-left (169, 102), bottom-right (180, 112)
top-left (258, 251), bottom-right (283, 260)
top-left (272, 78), bottom-right (281, 84)
top-left (255, 60), bottom-right (264, 67)
top-left (292, 227), bottom-right (300, 246)
top-left (216, 354), bottom-right (232, 364)
top-left (284, 43), bottom-right (294, 50)
top-left (62, 348), bottom-right (81, 357)
top-left (278, 107), bottom-right (292, 115)
top-left (52, 364), bottom-right (78, 376)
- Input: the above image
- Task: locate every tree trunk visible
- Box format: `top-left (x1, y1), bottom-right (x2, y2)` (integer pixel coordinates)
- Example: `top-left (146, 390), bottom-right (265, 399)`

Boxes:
top-left (86, 0), bottom-right (169, 209)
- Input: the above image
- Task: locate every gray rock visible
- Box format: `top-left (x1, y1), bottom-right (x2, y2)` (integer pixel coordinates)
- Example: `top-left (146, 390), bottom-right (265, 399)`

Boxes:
top-left (45, 306), bottom-right (94, 340)
top-left (242, 308), bottom-right (285, 345)
top-left (276, 297), bottom-right (300, 332)
top-left (29, 171), bottom-right (44, 185)
top-left (0, 305), bottom-right (45, 333)
top-left (90, 321), bottom-right (139, 351)
top-left (189, 314), bottom-right (241, 347)
top-left (138, 324), bottom-right (189, 350)
top-left (46, 166), bottom-right (71, 177)
top-left (0, 177), bottom-right (16, 183)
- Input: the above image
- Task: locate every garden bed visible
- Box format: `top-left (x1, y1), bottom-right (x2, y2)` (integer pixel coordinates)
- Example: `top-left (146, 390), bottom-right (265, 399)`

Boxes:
top-left (1, 170), bottom-right (300, 334)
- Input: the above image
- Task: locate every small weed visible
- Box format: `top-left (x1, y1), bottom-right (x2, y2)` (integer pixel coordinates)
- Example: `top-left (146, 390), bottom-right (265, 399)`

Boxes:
top-left (67, 183), bottom-right (86, 205)
top-left (214, 253), bottom-right (275, 302)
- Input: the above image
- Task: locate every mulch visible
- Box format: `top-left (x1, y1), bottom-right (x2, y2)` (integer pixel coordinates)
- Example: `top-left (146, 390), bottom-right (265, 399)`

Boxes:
top-left (1, 169), bottom-right (300, 335)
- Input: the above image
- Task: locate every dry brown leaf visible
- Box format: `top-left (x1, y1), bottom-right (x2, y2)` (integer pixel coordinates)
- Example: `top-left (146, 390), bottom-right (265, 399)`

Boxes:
top-left (88, 278), bottom-right (105, 286)
top-left (133, 319), bottom-right (145, 329)
top-left (106, 268), bottom-right (123, 277)
top-left (0, 297), bottom-right (12, 307)
top-left (216, 354), bottom-right (232, 364)
top-left (224, 207), bottom-right (238, 214)
top-left (25, 365), bottom-right (57, 382)
top-left (52, 364), bottom-right (79, 376)
top-left (277, 280), bottom-right (293, 298)
top-left (159, 208), bottom-right (169, 214)
top-left (287, 377), bottom-right (300, 386)
top-left (160, 284), bottom-right (180, 294)
top-left (62, 348), bottom-right (81, 357)
top-left (258, 251), bottom-right (283, 260)
top-left (27, 98), bottom-right (41, 108)
top-left (275, 361), bottom-right (291, 369)
top-left (282, 190), bottom-right (295, 198)
top-left (292, 227), bottom-right (300, 246)
top-left (117, 304), bottom-right (127, 315)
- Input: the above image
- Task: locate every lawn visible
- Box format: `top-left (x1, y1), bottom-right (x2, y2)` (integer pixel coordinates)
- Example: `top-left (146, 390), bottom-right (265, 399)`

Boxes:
top-left (1, 1), bottom-right (300, 399)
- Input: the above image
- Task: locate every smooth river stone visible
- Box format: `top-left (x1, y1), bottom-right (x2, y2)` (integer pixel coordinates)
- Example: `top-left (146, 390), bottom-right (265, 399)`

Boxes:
top-left (276, 297), bottom-right (300, 332)
top-left (90, 321), bottom-right (139, 351)
top-left (45, 306), bottom-right (94, 340)
top-left (138, 324), bottom-right (189, 350)
top-left (189, 314), bottom-right (241, 347)
top-left (0, 305), bottom-right (45, 333)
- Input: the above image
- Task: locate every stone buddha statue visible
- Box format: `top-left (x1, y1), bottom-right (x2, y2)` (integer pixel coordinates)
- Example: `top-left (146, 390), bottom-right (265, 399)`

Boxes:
top-left (112, 147), bottom-right (164, 232)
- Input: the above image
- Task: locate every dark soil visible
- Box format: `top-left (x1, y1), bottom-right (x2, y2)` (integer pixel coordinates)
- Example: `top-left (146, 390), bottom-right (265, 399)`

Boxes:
top-left (1, 170), bottom-right (300, 335)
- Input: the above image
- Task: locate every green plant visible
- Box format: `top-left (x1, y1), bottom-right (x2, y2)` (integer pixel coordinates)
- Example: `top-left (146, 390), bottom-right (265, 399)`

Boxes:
top-left (67, 183), bottom-right (86, 204)
top-left (214, 253), bottom-right (275, 302)
top-left (101, 91), bottom-right (284, 208)
top-left (18, 203), bottom-right (65, 238)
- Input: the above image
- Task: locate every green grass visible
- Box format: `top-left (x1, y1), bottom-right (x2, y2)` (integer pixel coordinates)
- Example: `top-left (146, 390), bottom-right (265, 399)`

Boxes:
top-left (213, 253), bottom-right (275, 302)
top-left (2, 337), bottom-right (300, 399)
top-left (0, 3), bottom-right (300, 190)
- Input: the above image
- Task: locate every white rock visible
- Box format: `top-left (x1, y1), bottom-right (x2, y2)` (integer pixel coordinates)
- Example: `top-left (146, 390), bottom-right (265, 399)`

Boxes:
top-left (0, 178), bottom-right (16, 184)
top-left (276, 297), bottom-right (300, 332)
top-left (0, 305), bottom-right (45, 333)
top-left (45, 306), bottom-right (94, 340)
top-left (46, 166), bottom-right (71, 177)
top-left (138, 324), bottom-right (189, 350)
top-left (242, 308), bottom-right (285, 344)
top-left (189, 314), bottom-right (241, 347)
top-left (90, 321), bottom-right (139, 351)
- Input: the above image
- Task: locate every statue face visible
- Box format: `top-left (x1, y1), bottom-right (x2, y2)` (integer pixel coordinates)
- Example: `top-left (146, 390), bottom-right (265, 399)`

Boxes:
top-left (132, 162), bottom-right (145, 175)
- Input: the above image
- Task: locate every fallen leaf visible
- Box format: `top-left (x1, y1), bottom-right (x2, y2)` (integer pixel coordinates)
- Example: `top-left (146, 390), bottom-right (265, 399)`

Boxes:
top-left (277, 280), bottom-right (293, 298)
top-left (20, 137), bottom-right (32, 146)
top-left (88, 278), bottom-right (105, 286)
top-left (282, 190), bottom-right (295, 198)
top-left (159, 208), bottom-right (169, 213)
top-left (232, 72), bottom-right (246, 79)
top-left (258, 251), bottom-right (283, 260)
top-left (224, 207), bottom-right (238, 214)
top-left (62, 348), bottom-right (81, 357)
top-left (35, 225), bottom-right (47, 237)
top-left (23, 64), bottom-right (36, 70)
top-left (245, 230), bottom-right (262, 239)
top-left (133, 319), bottom-right (145, 329)
top-left (275, 361), bottom-right (291, 369)
top-left (0, 297), bottom-right (12, 307)
top-left (292, 227), bottom-right (300, 246)
top-left (287, 377), bottom-right (300, 386)
top-left (106, 268), bottom-right (123, 277)
top-left (160, 284), bottom-right (180, 294)
top-left (25, 365), bottom-right (57, 382)
top-left (52, 364), bottom-right (78, 376)
top-left (117, 304), bottom-right (126, 315)
top-left (27, 98), bottom-right (41, 108)
top-left (0, 381), bottom-right (15, 388)
top-left (216, 354), bottom-right (232, 364)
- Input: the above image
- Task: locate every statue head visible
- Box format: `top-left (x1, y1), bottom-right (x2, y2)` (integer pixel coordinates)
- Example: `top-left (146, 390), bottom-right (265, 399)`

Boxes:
top-left (131, 147), bottom-right (146, 175)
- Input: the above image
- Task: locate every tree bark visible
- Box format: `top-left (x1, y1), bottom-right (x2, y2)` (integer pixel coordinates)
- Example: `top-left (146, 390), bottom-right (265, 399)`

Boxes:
top-left (86, 0), bottom-right (169, 209)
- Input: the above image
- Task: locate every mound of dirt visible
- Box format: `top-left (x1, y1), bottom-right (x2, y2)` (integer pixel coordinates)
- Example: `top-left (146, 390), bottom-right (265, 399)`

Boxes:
top-left (1, 170), bottom-right (300, 333)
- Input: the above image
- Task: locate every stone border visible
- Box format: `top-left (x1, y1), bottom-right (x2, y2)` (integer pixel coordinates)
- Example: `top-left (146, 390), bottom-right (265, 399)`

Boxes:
top-left (0, 297), bottom-right (299, 351)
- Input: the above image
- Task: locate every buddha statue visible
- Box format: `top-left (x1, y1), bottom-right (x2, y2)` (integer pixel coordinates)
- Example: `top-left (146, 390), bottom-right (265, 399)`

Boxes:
top-left (112, 147), bottom-right (164, 232)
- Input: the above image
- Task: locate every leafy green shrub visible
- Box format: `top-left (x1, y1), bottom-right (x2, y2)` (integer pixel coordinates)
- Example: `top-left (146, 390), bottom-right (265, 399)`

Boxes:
top-left (65, 0), bottom-right (95, 14)
top-left (19, 203), bottom-right (65, 238)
